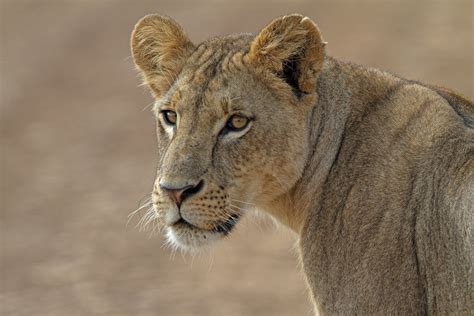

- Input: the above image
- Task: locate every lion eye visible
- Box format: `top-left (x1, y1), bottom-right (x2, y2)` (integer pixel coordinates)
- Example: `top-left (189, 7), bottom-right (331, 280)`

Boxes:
top-left (162, 110), bottom-right (177, 125)
top-left (226, 115), bottom-right (249, 131)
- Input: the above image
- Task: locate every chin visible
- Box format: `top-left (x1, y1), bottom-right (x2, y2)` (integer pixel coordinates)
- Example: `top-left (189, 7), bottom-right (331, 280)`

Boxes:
top-left (164, 215), bottom-right (240, 251)
top-left (165, 226), bottom-right (223, 251)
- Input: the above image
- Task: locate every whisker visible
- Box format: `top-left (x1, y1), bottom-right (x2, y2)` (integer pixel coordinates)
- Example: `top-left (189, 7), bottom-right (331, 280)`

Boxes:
top-left (137, 213), bottom-right (151, 232)
top-left (151, 217), bottom-right (164, 236)
top-left (230, 198), bottom-right (255, 206)
top-left (219, 209), bottom-right (243, 227)
top-left (180, 248), bottom-right (187, 263)
top-left (143, 215), bottom-right (155, 230)
top-left (138, 207), bottom-right (156, 231)
top-left (220, 206), bottom-right (244, 217)
top-left (170, 244), bottom-right (177, 260)
top-left (142, 101), bottom-right (155, 111)
top-left (228, 204), bottom-right (248, 212)
top-left (127, 201), bottom-right (152, 226)
top-left (128, 193), bottom-right (153, 216)
top-left (137, 193), bottom-right (153, 206)
top-left (207, 250), bottom-right (214, 272)
top-left (128, 200), bottom-right (151, 216)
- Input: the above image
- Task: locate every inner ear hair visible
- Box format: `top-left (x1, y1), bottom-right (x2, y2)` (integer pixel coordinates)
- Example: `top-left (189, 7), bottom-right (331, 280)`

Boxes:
top-left (248, 14), bottom-right (326, 98)
top-left (281, 53), bottom-right (303, 98)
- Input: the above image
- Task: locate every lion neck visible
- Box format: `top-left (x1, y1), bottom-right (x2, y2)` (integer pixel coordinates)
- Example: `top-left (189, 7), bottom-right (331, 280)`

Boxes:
top-left (261, 56), bottom-right (401, 234)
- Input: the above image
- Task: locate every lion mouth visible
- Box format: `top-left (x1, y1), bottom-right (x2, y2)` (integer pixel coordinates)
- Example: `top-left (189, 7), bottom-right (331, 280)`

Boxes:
top-left (172, 213), bottom-right (240, 235)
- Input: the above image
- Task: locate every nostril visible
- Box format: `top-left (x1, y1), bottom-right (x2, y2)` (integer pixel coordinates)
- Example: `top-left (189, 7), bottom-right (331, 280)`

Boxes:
top-left (159, 180), bottom-right (204, 206)
top-left (181, 180), bottom-right (204, 201)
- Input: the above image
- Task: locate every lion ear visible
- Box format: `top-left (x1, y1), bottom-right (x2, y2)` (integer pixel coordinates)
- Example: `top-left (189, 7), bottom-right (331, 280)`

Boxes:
top-left (248, 14), bottom-right (326, 95)
top-left (131, 14), bottom-right (195, 98)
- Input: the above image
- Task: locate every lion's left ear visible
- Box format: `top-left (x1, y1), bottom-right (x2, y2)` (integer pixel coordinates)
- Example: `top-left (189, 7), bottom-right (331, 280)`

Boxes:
top-left (131, 14), bottom-right (195, 98)
top-left (247, 14), bottom-right (326, 96)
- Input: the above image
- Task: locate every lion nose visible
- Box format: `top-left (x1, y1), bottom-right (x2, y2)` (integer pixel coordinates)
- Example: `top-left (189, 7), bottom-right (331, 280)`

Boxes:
top-left (159, 180), bottom-right (204, 207)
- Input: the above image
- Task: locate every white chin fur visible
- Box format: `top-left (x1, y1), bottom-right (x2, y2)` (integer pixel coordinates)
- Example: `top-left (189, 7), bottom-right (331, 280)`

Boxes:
top-left (165, 226), bottom-right (222, 252)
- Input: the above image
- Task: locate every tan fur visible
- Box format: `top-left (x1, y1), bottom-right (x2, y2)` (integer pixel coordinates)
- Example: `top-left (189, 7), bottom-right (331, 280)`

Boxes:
top-left (131, 14), bottom-right (474, 314)
top-left (131, 14), bottom-right (195, 98)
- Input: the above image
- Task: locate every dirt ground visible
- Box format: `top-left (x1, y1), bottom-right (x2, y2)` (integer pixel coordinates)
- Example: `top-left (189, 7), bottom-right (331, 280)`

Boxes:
top-left (1, 1), bottom-right (472, 315)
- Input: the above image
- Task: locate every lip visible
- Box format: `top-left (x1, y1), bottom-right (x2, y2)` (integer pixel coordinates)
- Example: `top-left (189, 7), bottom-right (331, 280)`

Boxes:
top-left (171, 213), bottom-right (241, 235)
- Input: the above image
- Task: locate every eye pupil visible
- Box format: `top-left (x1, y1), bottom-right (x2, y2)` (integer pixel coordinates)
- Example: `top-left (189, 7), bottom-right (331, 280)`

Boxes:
top-left (162, 110), bottom-right (177, 125)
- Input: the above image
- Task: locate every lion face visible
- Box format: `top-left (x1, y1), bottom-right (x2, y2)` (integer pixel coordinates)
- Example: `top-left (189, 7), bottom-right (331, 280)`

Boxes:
top-left (131, 14), bottom-right (325, 249)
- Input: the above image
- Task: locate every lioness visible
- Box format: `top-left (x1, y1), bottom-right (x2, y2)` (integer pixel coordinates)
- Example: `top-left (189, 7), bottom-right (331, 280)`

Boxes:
top-left (130, 14), bottom-right (473, 314)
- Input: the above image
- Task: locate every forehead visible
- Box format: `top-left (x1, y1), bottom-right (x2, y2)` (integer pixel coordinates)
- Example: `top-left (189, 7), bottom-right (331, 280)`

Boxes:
top-left (157, 35), bottom-right (253, 112)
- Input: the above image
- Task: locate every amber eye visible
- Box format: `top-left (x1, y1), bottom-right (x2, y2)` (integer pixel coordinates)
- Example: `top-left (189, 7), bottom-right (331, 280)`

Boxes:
top-left (226, 115), bottom-right (250, 131)
top-left (162, 110), bottom-right (177, 125)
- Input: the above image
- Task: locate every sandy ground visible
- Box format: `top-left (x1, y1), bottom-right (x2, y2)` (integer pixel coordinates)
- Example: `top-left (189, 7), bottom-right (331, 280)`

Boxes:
top-left (1, 1), bottom-right (472, 315)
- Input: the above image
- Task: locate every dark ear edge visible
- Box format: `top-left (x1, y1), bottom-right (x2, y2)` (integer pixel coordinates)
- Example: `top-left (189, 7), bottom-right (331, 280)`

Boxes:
top-left (247, 14), bottom-right (326, 97)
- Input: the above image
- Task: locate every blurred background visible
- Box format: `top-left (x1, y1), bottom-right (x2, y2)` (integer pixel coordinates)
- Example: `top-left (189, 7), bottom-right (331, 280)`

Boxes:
top-left (1, 0), bottom-right (472, 315)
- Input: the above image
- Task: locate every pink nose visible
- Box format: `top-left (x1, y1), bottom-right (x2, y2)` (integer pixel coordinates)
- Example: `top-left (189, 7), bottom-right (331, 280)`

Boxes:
top-left (159, 180), bottom-right (204, 206)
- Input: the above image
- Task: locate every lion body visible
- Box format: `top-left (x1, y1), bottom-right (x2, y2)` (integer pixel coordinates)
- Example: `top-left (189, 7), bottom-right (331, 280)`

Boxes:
top-left (298, 57), bottom-right (473, 314)
top-left (131, 14), bottom-right (473, 314)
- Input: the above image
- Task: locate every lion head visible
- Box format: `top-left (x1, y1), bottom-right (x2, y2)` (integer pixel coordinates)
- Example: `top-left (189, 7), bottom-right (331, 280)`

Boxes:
top-left (131, 14), bottom-right (326, 249)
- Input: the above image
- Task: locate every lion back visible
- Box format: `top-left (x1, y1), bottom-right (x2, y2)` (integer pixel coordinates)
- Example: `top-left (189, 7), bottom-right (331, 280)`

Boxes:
top-left (414, 85), bottom-right (474, 313)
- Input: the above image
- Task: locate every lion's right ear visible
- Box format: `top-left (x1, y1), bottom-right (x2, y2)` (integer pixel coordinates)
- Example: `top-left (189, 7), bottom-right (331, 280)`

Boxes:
top-left (131, 14), bottom-right (195, 98)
